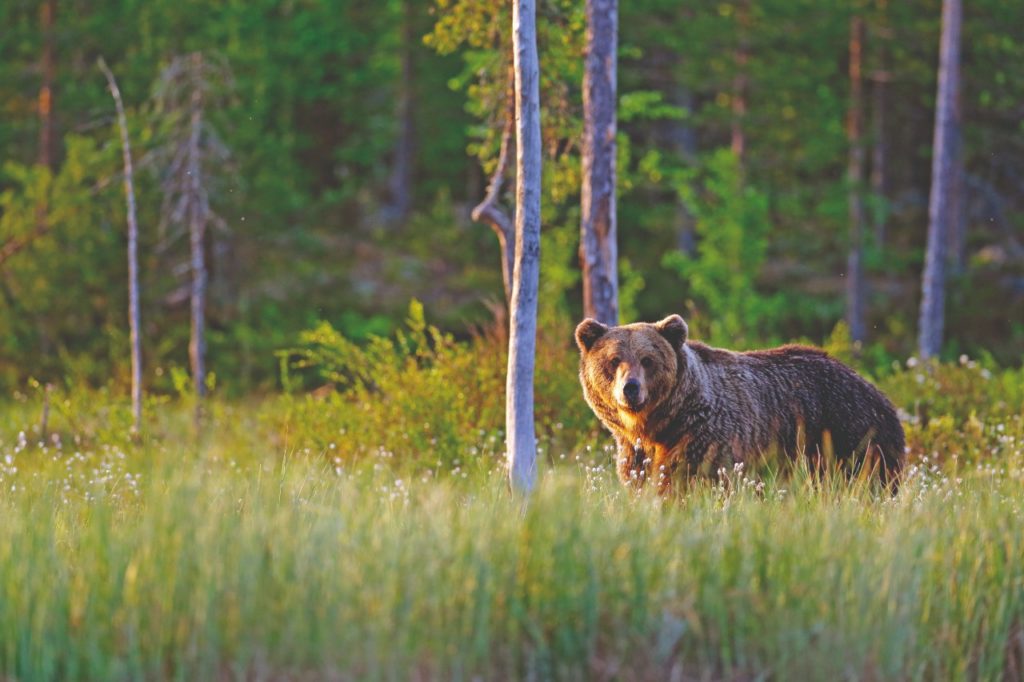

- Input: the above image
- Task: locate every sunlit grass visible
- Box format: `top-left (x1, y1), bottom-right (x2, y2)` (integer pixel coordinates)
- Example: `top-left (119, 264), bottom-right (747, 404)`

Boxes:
top-left (0, 397), bottom-right (1022, 680)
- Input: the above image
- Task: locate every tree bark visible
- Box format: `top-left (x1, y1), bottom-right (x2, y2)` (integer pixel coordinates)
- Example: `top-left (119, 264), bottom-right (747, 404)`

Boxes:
top-left (870, 0), bottom-right (890, 248)
top-left (471, 68), bottom-right (516, 305)
top-left (846, 16), bottom-right (867, 343)
top-left (386, 0), bottom-right (415, 223)
top-left (870, 72), bottom-right (888, 248)
top-left (948, 140), bottom-right (967, 274)
top-left (38, 0), bottom-right (56, 170)
top-left (99, 58), bottom-right (143, 436)
top-left (507, 0), bottom-right (542, 497)
top-left (188, 53), bottom-right (208, 407)
top-left (580, 0), bottom-right (619, 326)
top-left (918, 0), bottom-right (961, 359)
top-left (730, 0), bottom-right (750, 164)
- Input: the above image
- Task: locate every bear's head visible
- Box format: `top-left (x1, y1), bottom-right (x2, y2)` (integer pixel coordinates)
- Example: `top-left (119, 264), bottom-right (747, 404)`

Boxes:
top-left (574, 315), bottom-right (688, 415)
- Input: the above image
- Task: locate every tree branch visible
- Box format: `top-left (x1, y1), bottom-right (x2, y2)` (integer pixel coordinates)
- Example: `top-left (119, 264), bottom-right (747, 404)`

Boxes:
top-left (0, 222), bottom-right (50, 268)
top-left (471, 69), bottom-right (516, 304)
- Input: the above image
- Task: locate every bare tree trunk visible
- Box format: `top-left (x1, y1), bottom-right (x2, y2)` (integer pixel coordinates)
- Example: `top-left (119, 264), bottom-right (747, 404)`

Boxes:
top-left (870, 73), bottom-right (888, 247)
top-left (99, 58), bottom-right (143, 436)
top-left (188, 54), bottom-right (208, 409)
top-left (730, 66), bottom-right (747, 161)
top-left (386, 0), bottom-right (415, 222)
top-left (846, 16), bottom-right (868, 343)
top-left (918, 0), bottom-right (961, 359)
top-left (730, 0), bottom-right (750, 164)
top-left (870, 0), bottom-right (890, 248)
top-left (471, 68), bottom-right (516, 305)
top-left (948, 141), bottom-right (967, 274)
top-left (38, 0), bottom-right (56, 170)
top-left (507, 0), bottom-right (542, 497)
top-left (580, 0), bottom-right (618, 326)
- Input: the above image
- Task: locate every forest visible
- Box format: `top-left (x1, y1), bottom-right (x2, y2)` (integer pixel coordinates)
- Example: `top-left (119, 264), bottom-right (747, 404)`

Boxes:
top-left (1, 0), bottom-right (1024, 679)
top-left (1, 0), bottom-right (1022, 393)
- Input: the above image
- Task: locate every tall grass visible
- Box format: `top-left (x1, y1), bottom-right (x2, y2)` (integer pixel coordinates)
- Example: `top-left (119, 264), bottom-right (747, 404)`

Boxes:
top-left (0, 420), bottom-right (1021, 680)
top-left (2, 324), bottom-right (1022, 680)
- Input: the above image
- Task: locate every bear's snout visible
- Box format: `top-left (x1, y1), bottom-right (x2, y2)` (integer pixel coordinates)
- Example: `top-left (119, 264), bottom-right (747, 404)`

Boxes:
top-left (623, 378), bottom-right (641, 401)
top-left (620, 377), bottom-right (646, 410)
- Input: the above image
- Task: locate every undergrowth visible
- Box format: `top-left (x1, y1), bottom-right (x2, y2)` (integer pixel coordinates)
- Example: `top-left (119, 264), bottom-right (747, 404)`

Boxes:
top-left (0, 314), bottom-right (1021, 680)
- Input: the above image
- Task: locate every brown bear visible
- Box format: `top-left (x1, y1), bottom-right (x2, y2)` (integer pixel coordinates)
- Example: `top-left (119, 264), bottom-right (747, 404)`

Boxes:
top-left (575, 315), bottom-right (905, 492)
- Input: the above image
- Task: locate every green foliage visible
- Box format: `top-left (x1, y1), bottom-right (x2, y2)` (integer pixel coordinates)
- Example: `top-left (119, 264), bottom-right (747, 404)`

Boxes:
top-left (617, 257), bottom-right (646, 324)
top-left (661, 150), bottom-right (784, 345)
top-left (618, 90), bottom-right (686, 124)
top-left (279, 300), bottom-right (498, 468)
top-left (2, 0), bottom-right (1023, 391)
top-left (276, 302), bottom-right (595, 470)
top-left (882, 356), bottom-right (1024, 423)
top-left (0, 136), bottom-right (123, 387)
top-left (0, 376), bottom-right (1022, 679)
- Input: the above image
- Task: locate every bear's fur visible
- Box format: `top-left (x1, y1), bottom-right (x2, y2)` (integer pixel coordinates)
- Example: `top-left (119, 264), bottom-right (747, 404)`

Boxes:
top-left (575, 315), bottom-right (905, 492)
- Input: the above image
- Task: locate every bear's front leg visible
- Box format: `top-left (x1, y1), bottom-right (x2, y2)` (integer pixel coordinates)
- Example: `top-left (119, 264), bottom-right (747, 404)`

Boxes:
top-left (614, 436), bottom-right (650, 488)
top-left (651, 444), bottom-right (680, 496)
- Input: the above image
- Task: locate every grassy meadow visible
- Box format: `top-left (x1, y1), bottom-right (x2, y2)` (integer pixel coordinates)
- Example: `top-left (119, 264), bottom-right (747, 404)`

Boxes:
top-left (1, 334), bottom-right (1023, 680)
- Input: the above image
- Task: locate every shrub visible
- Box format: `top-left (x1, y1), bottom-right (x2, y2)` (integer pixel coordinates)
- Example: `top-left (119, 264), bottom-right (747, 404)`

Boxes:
top-left (273, 301), bottom-right (598, 471)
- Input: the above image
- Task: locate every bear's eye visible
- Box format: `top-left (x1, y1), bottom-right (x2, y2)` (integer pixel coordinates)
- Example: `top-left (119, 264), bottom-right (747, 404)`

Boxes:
top-left (641, 357), bottom-right (654, 369)
top-left (609, 357), bottom-right (621, 370)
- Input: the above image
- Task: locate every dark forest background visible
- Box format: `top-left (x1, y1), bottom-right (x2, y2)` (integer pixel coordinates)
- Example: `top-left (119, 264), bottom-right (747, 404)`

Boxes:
top-left (1, 0), bottom-right (1022, 394)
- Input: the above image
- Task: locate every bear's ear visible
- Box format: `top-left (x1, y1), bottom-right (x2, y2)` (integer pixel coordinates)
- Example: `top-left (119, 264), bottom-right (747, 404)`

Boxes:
top-left (654, 314), bottom-right (688, 348)
top-left (575, 318), bottom-right (608, 352)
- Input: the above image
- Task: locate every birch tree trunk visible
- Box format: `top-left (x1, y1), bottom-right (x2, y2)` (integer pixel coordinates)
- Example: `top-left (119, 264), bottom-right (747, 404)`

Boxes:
top-left (580, 0), bottom-right (618, 326)
top-left (948, 146), bottom-right (967, 274)
top-left (506, 0), bottom-right (542, 496)
top-left (188, 54), bottom-right (208, 407)
top-left (99, 58), bottom-right (143, 436)
top-left (918, 0), bottom-right (961, 359)
top-left (846, 16), bottom-right (867, 343)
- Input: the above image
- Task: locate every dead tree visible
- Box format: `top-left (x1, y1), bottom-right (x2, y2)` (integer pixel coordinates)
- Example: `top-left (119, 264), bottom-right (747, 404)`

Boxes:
top-left (99, 57), bottom-right (143, 435)
top-left (948, 139), bottom-right (967, 275)
top-left (507, 0), bottom-right (542, 496)
top-left (918, 0), bottom-right (961, 359)
top-left (187, 60), bottom-right (207, 408)
top-left (846, 16), bottom-right (868, 343)
top-left (580, 0), bottom-right (619, 326)
top-left (471, 67), bottom-right (516, 305)
top-left (154, 53), bottom-right (232, 420)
